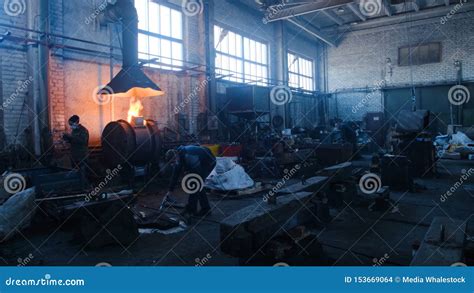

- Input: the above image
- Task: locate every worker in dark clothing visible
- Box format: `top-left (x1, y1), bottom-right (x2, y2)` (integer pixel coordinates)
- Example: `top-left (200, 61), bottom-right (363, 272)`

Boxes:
top-left (165, 145), bottom-right (216, 217)
top-left (340, 122), bottom-right (358, 158)
top-left (63, 115), bottom-right (89, 186)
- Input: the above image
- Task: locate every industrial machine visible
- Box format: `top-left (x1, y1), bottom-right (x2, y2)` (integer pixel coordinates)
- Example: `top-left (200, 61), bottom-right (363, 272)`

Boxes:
top-left (101, 118), bottom-right (162, 176)
top-left (225, 85), bottom-right (272, 143)
top-left (395, 110), bottom-right (436, 177)
top-left (364, 112), bottom-right (387, 150)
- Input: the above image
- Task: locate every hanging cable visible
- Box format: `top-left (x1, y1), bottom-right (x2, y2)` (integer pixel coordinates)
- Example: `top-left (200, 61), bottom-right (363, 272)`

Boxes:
top-left (404, 0), bottom-right (416, 111)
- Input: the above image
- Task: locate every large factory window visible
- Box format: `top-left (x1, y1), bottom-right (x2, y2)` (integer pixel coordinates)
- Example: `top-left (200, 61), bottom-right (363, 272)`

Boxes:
top-left (214, 25), bottom-right (268, 85)
top-left (288, 52), bottom-right (315, 91)
top-left (136, 0), bottom-right (183, 70)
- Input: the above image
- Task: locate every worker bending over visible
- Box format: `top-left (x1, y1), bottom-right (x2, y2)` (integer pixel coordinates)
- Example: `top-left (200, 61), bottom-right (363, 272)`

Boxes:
top-left (165, 145), bottom-right (216, 218)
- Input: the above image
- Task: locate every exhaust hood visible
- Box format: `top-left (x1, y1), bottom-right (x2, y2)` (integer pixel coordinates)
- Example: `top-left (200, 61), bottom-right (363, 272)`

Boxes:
top-left (98, 0), bottom-right (164, 98)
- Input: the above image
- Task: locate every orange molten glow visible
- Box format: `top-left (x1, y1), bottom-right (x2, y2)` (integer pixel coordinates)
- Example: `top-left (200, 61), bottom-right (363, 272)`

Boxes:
top-left (127, 97), bottom-right (144, 123)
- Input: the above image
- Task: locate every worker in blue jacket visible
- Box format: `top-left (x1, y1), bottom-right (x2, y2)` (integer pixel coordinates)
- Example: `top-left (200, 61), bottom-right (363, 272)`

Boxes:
top-left (164, 145), bottom-right (216, 217)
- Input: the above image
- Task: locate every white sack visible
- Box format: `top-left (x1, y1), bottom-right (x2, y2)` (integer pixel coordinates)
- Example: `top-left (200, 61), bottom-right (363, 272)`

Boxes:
top-left (206, 158), bottom-right (254, 191)
top-left (451, 132), bottom-right (474, 146)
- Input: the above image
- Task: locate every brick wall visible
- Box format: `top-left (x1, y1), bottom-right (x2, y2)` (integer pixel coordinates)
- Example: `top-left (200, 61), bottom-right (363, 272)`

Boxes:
top-left (49, 0), bottom-right (66, 140)
top-left (1, 0), bottom-right (324, 148)
top-left (0, 3), bottom-right (29, 147)
top-left (327, 13), bottom-right (474, 120)
top-left (58, 0), bottom-right (207, 143)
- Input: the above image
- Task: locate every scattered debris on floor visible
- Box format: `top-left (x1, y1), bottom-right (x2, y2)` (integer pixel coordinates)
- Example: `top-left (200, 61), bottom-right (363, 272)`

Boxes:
top-left (436, 131), bottom-right (474, 160)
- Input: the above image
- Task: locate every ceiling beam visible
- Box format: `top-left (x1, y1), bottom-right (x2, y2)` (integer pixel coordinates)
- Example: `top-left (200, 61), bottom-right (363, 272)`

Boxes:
top-left (347, 3), bottom-right (367, 21)
top-left (325, 2), bottom-right (474, 33)
top-left (382, 0), bottom-right (393, 16)
top-left (321, 10), bottom-right (345, 25)
top-left (287, 18), bottom-right (337, 47)
top-left (412, 0), bottom-right (420, 11)
top-left (265, 0), bottom-right (353, 22)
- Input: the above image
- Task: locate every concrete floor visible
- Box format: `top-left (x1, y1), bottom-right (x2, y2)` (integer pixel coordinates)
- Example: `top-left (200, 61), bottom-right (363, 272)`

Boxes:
top-left (1, 158), bottom-right (473, 266)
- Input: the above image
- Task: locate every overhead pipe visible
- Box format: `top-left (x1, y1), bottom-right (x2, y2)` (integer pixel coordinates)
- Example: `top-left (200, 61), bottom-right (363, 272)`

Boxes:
top-left (1, 23), bottom-right (306, 89)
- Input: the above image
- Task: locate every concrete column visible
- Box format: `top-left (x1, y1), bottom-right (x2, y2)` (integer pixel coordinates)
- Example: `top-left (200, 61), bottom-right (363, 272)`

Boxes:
top-left (38, 0), bottom-right (51, 155)
top-left (204, 0), bottom-right (220, 139)
top-left (27, 0), bottom-right (41, 155)
top-left (272, 21), bottom-right (288, 128)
